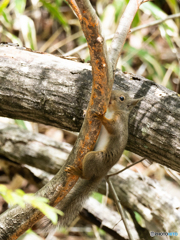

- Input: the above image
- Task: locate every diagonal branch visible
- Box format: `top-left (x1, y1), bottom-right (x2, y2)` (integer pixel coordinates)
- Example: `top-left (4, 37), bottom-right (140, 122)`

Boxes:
top-left (69, 0), bottom-right (113, 99)
top-left (109, 0), bottom-right (148, 70)
top-left (62, 0), bottom-right (113, 195)
top-left (63, 0), bottom-right (113, 173)
top-left (66, 0), bottom-right (82, 20)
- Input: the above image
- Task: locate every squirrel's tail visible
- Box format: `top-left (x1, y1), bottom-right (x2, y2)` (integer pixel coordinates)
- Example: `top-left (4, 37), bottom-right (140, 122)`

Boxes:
top-left (56, 178), bottom-right (98, 227)
top-left (42, 178), bottom-right (98, 239)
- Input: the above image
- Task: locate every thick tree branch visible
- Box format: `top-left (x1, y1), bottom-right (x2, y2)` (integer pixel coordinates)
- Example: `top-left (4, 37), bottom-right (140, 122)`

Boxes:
top-left (0, 122), bottom-right (71, 174)
top-left (1, 124), bottom-right (179, 238)
top-left (2, 131), bottom-right (180, 239)
top-left (71, 0), bottom-right (113, 96)
top-left (0, 45), bottom-right (180, 173)
top-left (109, 0), bottom-right (147, 69)
top-left (62, 0), bottom-right (113, 181)
top-left (60, 0), bottom-right (113, 211)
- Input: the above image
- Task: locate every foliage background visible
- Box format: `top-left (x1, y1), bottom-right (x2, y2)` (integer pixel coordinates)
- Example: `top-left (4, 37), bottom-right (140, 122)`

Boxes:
top-left (1, 0), bottom-right (180, 89)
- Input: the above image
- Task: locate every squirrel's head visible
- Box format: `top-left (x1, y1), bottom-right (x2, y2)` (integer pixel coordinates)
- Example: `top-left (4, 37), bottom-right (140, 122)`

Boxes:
top-left (109, 90), bottom-right (143, 113)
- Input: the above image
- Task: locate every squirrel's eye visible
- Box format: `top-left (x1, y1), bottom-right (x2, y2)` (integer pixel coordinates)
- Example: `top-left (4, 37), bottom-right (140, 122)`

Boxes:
top-left (119, 96), bottom-right (125, 101)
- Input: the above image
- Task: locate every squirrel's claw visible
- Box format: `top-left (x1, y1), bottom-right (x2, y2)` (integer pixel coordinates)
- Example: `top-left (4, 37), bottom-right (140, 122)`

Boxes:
top-left (65, 165), bottom-right (83, 178)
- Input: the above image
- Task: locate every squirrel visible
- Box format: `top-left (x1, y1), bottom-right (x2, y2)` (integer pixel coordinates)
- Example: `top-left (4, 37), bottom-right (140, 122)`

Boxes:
top-left (45, 90), bottom-right (143, 234)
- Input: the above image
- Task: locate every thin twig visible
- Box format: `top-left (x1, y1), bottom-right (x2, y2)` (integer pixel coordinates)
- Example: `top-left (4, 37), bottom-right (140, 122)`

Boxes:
top-left (107, 178), bottom-right (134, 240)
top-left (121, 29), bottom-right (159, 68)
top-left (64, 12), bottom-right (180, 57)
top-left (106, 157), bottom-right (146, 239)
top-left (131, 12), bottom-right (180, 33)
top-left (39, 27), bottom-right (62, 52)
top-left (48, 30), bottom-right (83, 53)
top-left (63, 42), bottom-right (87, 56)
top-left (107, 158), bottom-right (146, 177)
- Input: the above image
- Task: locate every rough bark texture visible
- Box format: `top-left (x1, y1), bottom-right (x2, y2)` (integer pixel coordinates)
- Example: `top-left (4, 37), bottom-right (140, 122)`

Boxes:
top-left (0, 44), bottom-right (179, 173)
top-left (0, 122), bottom-right (71, 174)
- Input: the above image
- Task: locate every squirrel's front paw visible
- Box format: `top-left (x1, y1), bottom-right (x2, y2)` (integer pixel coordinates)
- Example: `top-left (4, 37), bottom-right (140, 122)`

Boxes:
top-left (65, 165), bottom-right (83, 178)
top-left (91, 110), bottom-right (104, 120)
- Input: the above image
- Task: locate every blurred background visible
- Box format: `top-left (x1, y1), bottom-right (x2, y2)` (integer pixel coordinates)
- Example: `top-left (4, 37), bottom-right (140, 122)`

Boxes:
top-left (1, 0), bottom-right (180, 87)
top-left (0, 0), bottom-right (180, 239)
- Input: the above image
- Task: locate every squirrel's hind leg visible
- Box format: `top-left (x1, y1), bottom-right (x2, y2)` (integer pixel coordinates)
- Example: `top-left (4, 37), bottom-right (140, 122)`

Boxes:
top-left (82, 151), bottom-right (104, 179)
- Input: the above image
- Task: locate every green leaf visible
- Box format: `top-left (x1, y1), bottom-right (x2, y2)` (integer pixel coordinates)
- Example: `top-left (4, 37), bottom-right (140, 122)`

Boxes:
top-left (167, 62), bottom-right (180, 78)
top-left (140, 2), bottom-right (178, 37)
top-left (131, 12), bottom-right (140, 28)
top-left (11, 192), bottom-right (25, 208)
top-left (40, 0), bottom-right (67, 27)
top-left (25, 229), bottom-right (44, 239)
top-left (113, 0), bottom-right (125, 23)
top-left (24, 194), bottom-right (64, 224)
top-left (32, 201), bottom-right (63, 224)
top-left (134, 211), bottom-right (144, 225)
top-left (23, 194), bottom-right (49, 204)
top-left (98, 228), bottom-right (106, 236)
top-left (55, 0), bottom-right (63, 6)
top-left (15, 189), bottom-right (25, 196)
top-left (14, 119), bottom-right (27, 129)
top-left (140, 2), bottom-right (166, 19)
top-left (138, 49), bottom-right (164, 79)
top-left (166, 0), bottom-right (179, 15)
top-left (39, 205), bottom-right (58, 224)
top-left (122, 44), bottom-right (165, 81)
top-left (20, 15), bottom-right (37, 50)
top-left (0, 185), bottom-right (25, 208)
top-left (140, 2), bottom-right (178, 52)
top-left (0, 185), bottom-right (63, 224)
top-left (92, 192), bottom-right (103, 203)
top-left (2, 11), bottom-right (10, 24)
top-left (14, 0), bottom-right (26, 14)
top-left (2, 30), bottom-right (22, 45)
top-left (0, 0), bottom-right (10, 16)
